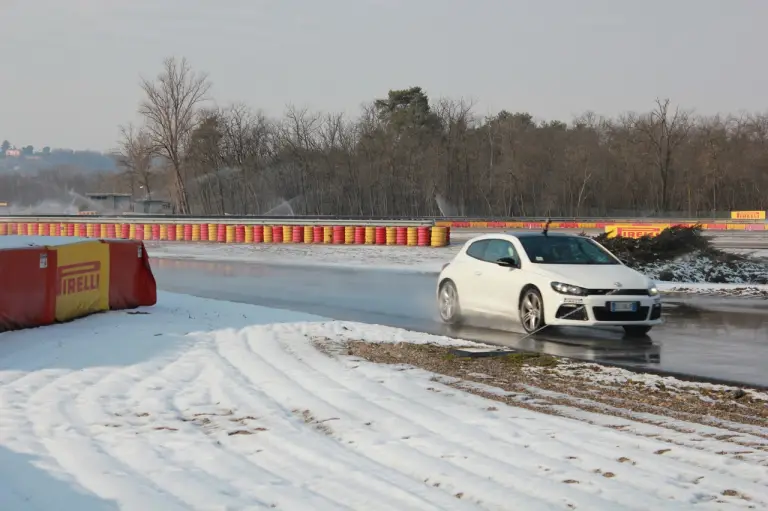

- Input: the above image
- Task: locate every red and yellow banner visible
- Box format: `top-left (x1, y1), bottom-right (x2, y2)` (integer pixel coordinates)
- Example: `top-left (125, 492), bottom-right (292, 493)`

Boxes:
top-left (730, 210), bottom-right (765, 220)
top-left (52, 241), bottom-right (110, 321)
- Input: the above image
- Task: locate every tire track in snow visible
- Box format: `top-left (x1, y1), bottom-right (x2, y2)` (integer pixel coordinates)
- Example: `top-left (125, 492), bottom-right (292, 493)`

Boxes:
top-left (273, 331), bottom-right (712, 510)
top-left (230, 327), bottom-right (659, 511)
top-left (81, 345), bottom-right (276, 509)
top-left (378, 367), bottom-right (768, 506)
top-left (214, 329), bottom-right (479, 511)
top-left (23, 366), bottom-right (190, 510)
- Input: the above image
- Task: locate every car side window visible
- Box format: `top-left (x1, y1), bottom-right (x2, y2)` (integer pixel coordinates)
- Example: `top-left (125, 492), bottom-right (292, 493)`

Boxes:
top-left (483, 239), bottom-right (519, 265)
top-left (465, 240), bottom-right (489, 260)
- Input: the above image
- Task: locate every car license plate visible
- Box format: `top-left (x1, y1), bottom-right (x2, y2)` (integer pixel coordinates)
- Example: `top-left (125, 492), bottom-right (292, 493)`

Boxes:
top-left (610, 301), bottom-right (637, 312)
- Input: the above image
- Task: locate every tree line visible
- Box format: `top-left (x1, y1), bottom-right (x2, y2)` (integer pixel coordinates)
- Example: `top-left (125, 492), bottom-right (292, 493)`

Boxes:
top-left (13, 56), bottom-right (768, 217)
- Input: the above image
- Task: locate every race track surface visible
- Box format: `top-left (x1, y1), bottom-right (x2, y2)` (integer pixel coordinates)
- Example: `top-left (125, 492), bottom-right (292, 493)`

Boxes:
top-left (151, 258), bottom-right (768, 388)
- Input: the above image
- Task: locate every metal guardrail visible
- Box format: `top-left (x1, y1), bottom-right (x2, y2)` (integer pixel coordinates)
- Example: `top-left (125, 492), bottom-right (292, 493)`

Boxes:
top-left (0, 213), bottom-right (768, 223)
top-left (0, 215), bottom-right (435, 227)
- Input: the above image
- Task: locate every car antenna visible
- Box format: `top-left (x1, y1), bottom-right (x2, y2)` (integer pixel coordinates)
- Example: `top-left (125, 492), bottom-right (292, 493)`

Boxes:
top-left (542, 217), bottom-right (552, 236)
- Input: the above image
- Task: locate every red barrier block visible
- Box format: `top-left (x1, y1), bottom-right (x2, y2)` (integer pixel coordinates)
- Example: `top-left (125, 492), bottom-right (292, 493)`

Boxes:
top-left (0, 247), bottom-right (57, 332)
top-left (107, 240), bottom-right (157, 310)
top-left (291, 225), bottom-right (302, 243)
top-left (312, 226), bottom-right (323, 243)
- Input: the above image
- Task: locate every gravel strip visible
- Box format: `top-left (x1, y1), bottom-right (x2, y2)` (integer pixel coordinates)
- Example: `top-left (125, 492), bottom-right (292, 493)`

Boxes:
top-left (333, 341), bottom-right (768, 456)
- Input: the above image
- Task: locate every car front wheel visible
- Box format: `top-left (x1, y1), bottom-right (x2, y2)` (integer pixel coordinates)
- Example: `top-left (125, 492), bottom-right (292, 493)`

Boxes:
top-left (623, 325), bottom-right (652, 337)
top-left (438, 281), bottom-right (462, 324)
top-left (520, 287), bottom-right (545, 333)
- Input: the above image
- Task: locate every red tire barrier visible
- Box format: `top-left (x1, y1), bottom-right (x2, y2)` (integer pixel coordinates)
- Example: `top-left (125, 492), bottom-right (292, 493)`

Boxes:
top-left (135, 224), bottom-right (144, 240)
top-left (292, 225), bottom-right (302, 243)
top-left (417, 226), bottom-right (430, 246)
top-left (253, 225), bottom-right (264, 243)
top-left (272, 225), bottom-right (283, 243)
top-left (235, 225), bottom-right (246, 243)
top-left (107, 224), bottom-right (117, 238)
top-left (375, 226), bottom-right (386, 245)
top-left (38, 223), bottom-right (49, 236)
top-left (216, 224), bottom-right (226, 243)
top-left (396, 227), bottom-right (407, 245)
top-left (19, 223), bottom-right (28, 236)
top-left (151, 224), bottom-right (160, 241)
top-left (28, 223), bottom-right (39, 236)
top-left (182, 224), bottom-right (192, 241)
top-left (354, 226), bottom-right (365, 244)
top-left (121, 224), bottom-right (130, 239)
top-left (200, 223), bottom-right (209, 241)
top-left (67, 223), bottom-right (75, 237)
top-left (332, 225), bottom-right (344, 244)
top-left (312, 226), bottom-right (323, 243)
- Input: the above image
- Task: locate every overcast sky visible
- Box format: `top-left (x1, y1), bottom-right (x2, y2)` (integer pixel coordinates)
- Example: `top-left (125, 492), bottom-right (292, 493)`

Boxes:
top-left (2, 0), bottom-right (766, 151)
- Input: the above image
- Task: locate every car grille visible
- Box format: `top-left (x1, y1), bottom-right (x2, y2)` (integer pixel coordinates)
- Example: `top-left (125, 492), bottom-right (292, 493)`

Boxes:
top-left (556, 304), bottom-right (588, 321)
top-left (592, 305), bottom-right (650, 322)
top-left (586, 289), bottom-right (649, 296)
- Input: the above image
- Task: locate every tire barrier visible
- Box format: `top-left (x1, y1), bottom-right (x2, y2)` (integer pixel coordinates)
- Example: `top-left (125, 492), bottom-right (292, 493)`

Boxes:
top-left (0, 238), bottom-right (156, 333)
top-left (0, 221), bottom-right (453, 247)
top-left (435, 219), bottom-right (768, 232)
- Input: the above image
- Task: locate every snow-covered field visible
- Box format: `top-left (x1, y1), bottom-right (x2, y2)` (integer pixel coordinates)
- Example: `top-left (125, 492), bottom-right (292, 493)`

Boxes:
top-left (1, 293), bottom-right (767, 510)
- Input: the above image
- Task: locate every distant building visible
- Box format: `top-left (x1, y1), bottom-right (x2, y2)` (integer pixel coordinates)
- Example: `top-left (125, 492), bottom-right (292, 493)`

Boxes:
top-left (85, 193), bottom-right (133, 214)
top-left (5, 149), bottom-right (20, 157)
top-left (133, 199), bottom-right (173, 215)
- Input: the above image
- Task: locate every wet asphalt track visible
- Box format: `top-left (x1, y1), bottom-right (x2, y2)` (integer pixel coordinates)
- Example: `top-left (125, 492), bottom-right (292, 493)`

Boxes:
top-left (151, 257), bottom-right (768, 388)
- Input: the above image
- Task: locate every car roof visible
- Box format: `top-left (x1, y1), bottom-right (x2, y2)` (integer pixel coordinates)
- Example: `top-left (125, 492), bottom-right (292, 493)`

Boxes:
top-left (462, 230), bottom-right (580, 246)
top-left (506, 231), bottom-right (575, 238)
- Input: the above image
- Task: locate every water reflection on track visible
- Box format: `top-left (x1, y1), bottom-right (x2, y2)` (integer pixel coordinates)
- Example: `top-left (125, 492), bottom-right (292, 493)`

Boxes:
top-left (151, 257), bottom-right (768, 387)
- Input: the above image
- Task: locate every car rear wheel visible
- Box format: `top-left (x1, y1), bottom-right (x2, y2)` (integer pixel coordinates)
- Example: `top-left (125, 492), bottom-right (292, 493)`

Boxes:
top-left (623, 325), bottom-right (652, 337)
top-left (520, 287), bottom-right (545, 333)
top-left (438, 281), bottom-right (462, 324)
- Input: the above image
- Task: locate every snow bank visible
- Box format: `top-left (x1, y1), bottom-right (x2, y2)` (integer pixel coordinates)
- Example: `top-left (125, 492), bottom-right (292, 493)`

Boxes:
top-left (0, 235), bottom-right (92, 249)
top-left (1, 293), bottom-right (766, 509)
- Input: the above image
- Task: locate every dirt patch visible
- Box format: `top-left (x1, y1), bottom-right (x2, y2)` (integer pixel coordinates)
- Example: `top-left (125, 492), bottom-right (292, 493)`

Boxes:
top-left (344, 342), bottom-right (768, 451)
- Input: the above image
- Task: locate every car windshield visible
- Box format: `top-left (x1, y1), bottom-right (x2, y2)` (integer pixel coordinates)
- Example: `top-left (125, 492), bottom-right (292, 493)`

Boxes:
top-left (517, 236), bottom-right (619, 265)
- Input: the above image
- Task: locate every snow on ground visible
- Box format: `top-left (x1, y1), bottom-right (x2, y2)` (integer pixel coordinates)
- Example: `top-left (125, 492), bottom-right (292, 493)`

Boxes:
top-left (1, 293), bottom-right (767, 510)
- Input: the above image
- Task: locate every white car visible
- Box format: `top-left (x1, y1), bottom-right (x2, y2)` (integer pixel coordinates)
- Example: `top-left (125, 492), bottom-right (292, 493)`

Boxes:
top-left (436, 231), bottom-right (663, 337)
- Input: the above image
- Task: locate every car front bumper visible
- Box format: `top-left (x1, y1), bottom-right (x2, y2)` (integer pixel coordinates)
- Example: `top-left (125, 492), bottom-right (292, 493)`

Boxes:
top-left (546, 293), bottom-right (663, 326)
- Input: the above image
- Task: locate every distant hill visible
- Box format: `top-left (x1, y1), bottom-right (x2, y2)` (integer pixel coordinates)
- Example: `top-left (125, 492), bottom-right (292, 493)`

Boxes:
top-left (0, 145), bottom-right (117, 173)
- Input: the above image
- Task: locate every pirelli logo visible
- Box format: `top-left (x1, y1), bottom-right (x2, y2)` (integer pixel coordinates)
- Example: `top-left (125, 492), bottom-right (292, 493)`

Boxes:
top-left (614, 226), bottom-right (662, 239)
top-left (57, 261), bottom-right (101, 296)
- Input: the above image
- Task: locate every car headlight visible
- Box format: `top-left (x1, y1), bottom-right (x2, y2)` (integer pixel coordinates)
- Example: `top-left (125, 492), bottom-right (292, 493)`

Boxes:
top-left (551, 282), bottom-right (587, 296)
top-left (648, 286), bottom-right (659, 296)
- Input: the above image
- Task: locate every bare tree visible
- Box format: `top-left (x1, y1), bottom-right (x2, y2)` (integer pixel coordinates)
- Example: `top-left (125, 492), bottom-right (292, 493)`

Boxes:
top-left (139, 57), bottom-right (211, 214)
top-left (633, 98), bottom-right (693, 211)
top-left (116, 124), bottom-right (155, 199)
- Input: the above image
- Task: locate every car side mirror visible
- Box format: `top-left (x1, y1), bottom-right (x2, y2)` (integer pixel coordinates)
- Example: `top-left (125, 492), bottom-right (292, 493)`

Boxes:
top-left (496, 257), bottom-right (518, 268)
